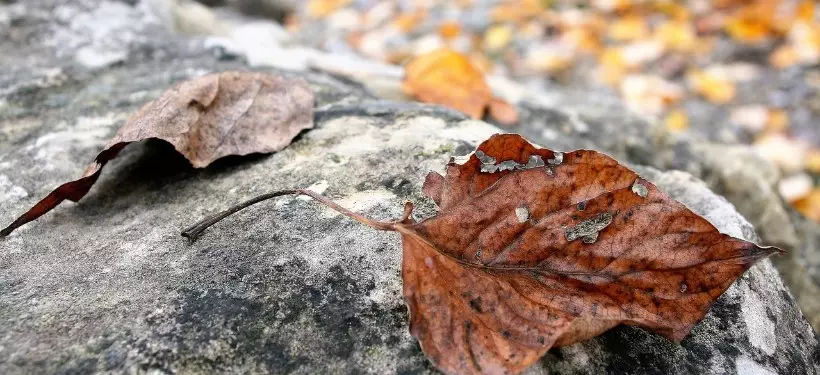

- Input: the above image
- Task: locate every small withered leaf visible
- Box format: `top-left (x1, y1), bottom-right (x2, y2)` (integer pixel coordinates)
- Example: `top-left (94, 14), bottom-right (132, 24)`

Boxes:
top-left (1, 71), bottom-right (314, 237)
top-left (181, 133), bottom-right (781, 375)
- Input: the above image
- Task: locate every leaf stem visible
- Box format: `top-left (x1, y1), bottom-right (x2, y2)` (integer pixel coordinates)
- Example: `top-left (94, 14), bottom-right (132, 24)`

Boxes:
top-left (181, 189), bottom-right (411, 242)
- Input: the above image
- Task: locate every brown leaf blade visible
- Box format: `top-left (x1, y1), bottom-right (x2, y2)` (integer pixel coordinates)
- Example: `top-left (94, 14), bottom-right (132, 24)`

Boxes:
top-left (398, 134), bottom-right (780, 375)
top-left (1, 71), bottom-right (314, 237)
top-left (176, 133), bottom-right (780, 375)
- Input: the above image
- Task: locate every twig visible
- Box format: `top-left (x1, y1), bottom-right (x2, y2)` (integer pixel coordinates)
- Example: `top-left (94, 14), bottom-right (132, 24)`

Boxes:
top-left (181, 189), bottom-right (413, 242)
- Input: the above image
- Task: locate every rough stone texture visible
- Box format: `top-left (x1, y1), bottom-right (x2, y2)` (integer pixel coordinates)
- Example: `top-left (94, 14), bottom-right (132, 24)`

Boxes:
top-left (1, 1), bottom-right (819, 374)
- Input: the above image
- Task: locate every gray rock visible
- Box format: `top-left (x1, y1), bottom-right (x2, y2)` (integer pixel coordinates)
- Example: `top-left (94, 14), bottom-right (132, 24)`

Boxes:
top-left (1, 1), bottom-right (818, 374)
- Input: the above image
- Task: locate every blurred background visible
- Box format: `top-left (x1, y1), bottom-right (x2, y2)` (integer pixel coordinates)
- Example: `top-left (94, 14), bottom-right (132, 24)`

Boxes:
top-left (173, 0), bottom-right (820, 223)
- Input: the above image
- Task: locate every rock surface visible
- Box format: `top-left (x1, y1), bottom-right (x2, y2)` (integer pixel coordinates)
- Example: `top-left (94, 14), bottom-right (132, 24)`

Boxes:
top-left (1, 1), bottom-right (819, 374)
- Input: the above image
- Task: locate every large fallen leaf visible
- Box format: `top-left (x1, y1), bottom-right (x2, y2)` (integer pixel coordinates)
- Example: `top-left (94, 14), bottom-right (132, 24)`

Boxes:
top-left (183, 134), bottom-right (780, 375)
top-left (1, 71), bottom-right (314, 237)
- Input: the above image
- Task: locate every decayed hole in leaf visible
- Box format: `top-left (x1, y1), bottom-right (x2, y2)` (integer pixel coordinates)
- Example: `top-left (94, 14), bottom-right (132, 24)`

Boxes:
top-left (180, 133), bottom-right (782, 375)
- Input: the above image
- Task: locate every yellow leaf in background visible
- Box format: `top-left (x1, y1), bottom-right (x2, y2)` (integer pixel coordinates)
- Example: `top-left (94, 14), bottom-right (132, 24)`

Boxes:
top-left (765, 109), bottom-right (790, 133)
top-left (403, 49), bottom-right (492, 119)
top-left (794, 189), bottom-right (820, 222)
top-left (770, 45), bottom-right (799, 69)
top-left (607, 14), bottom-right (649, 42)
top-left (393, 11), bottom-right (426, 33)
top-left (484, 25), bottom-right (514, 51)
top-left (655, 20), bottom-right (697, 51)
top-left (665, 109), bottom-right (689, 133)
top-left (652, 1), bottom-right (690, 21)
top-left (562, 24), bottom-right (603, 55)
top-left (805, 149), bottom-right (820, 173)
top-left (438, 21), bottom-right (462, 40)
top-left (598, 48), bottom-right (628, 85)
top-left (306, 0), bottom-right (352, 19)
top-left (688, 70), bottom-right (736, 104)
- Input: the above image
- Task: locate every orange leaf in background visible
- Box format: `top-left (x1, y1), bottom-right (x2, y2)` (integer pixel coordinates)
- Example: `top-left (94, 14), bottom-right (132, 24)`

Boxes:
top-left (593, 0), bottom-right (633, 13)
top-left (655, 20), bottom-right (697, 51)
top-left (393, 11), bottom-right (426, 33)
top-left (438, 21), bottom-right (462, 40)
top-left (490, 0), bottom-right (543, 23)
top-left (468, 52), bottom-right (494, 75)
top-left (725, 2), bottom-right (777, 43)
top-left (306, 0), bottom-right (352, 18)
top-left (797, 0), bottom-right (816, 22)
top-left (688, 70), bottom-right (736, 104)
top-left (563, 28), bottom-right (603, 55)
top-left (794, 189), bottom-right (820, 222)
top-left (765, 109), bottom-right (790, 133)
top-left (403, 49), bottom-right (492, 119)
top-left (770, 45), bottom-right (799, 69)
top-left (487, 97), bottom-right (520, 126)
top-left (652, 1), bottom-right (690, 21)
top-left (607, 14), bottom-right (649, 42)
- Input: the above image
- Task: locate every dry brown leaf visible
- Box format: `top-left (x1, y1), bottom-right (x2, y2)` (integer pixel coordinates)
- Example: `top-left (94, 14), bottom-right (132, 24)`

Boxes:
top-left (403, 49), bottom-right (493, 119)
top-left (1, 71), bottom-right (314, 237)
top-left (184, 134), bottom-right (780, 375)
